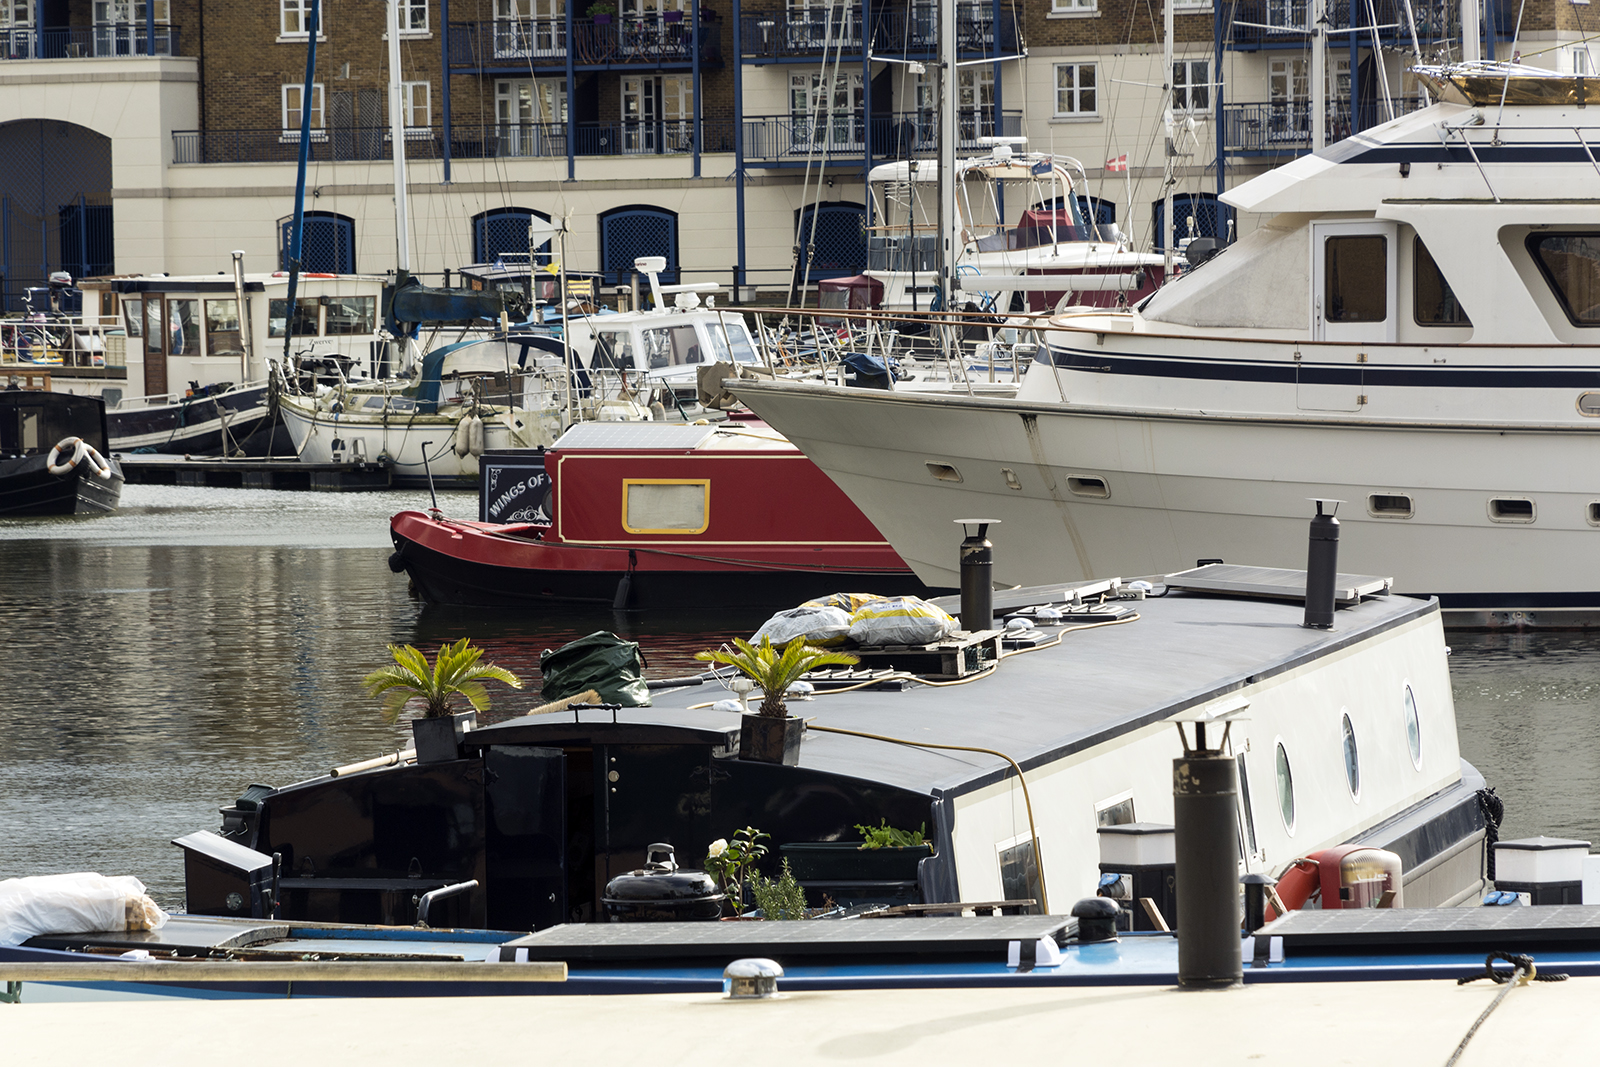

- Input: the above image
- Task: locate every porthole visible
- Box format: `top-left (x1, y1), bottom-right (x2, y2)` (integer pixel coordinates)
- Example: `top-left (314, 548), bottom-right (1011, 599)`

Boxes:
top-left (1487, 497), bottom-right (1535, 523)
top-left (1341, 710), bottom-right (1360, 800)
top-left (1403, 684), bottom-right (1422, 769)
top-left (1275, 741), bottom-right (1296, 833)
top-left (1587, 501), bottom-right (1600, 527)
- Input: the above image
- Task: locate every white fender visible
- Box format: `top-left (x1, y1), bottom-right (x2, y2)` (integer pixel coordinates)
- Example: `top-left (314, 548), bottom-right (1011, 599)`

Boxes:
top-left (453, 416), bottom-right (472, 457)
top-left (46, 436), bottom-right (85, 475)
top-left (466, 414), bottom-right (485, 458)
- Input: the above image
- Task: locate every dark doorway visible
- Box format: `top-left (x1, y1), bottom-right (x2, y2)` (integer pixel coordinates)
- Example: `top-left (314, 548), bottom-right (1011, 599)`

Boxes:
top-left (0, 120), bottom-right (114, 311)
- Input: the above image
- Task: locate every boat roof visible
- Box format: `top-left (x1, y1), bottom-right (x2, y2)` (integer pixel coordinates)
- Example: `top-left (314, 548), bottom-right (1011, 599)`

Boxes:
top-left (549, 420), bottom-right (797, 455)
top-left (83, 273), bottom-right (389, 295)
top-left (867, 155), bottom-right (1073, 184)
top-left (470, 582), bottom-right (1436, 799)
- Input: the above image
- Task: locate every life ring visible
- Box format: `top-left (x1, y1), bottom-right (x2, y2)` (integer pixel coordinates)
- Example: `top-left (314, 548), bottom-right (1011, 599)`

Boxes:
top-left (1264, 856), bottom-right (1324, 922)
top-left (78, 442), bottom-right (113, 480)
top-left (46, 436), bottom-right (85, 475)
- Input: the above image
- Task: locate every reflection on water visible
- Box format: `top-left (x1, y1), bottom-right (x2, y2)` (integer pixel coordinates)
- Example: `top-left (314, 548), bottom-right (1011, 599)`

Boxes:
top-left (0, 486), bottom-right (767, 907)
top-left (2, 485), bottom-right (1598, 908)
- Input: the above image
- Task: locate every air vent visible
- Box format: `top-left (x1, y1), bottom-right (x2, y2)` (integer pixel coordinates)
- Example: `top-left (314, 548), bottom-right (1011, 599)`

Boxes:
top-left (926, 462), bottom-right (962, 483)
top-left (1588, 502), bottom-right (1600, 527)
top-left (1067, 476), bottom-right (1110, 498)
top-left (1488, 497), bottom-right (1535, 523)
top-left (1368, 493), bottom-right (1413, 518)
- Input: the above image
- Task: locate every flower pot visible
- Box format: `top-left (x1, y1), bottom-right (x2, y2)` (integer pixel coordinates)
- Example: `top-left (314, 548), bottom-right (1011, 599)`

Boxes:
top-left (411, 710), bottom-right (476, 764)
top-left (663, 10), bottom-right (682, 21)
top-left (780, 841), bottom-right (934, 881)
top-left (739, 713), bottom-right (803, 765)
top-left (591, 12), bottom-right (613, 23)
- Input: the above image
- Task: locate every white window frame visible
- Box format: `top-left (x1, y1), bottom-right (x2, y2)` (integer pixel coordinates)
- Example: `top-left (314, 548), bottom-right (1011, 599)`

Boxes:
top-left (403, 81), bottom-right (431, 128)
top-left (1053, 61), bottom-right (1098, 118)
top-left (280, 0), bottom-right (327, 40)
top-left (1173, 58), bottom-right (1209, 112)
top-left (281, 83), bottom-right (327, 142)
top-left (1049, 0), bottom-right (1097, 15)
top-left (399, 0), bottom-right (429, 34)
top-left (1173, 0), bottom-right (1210, 10)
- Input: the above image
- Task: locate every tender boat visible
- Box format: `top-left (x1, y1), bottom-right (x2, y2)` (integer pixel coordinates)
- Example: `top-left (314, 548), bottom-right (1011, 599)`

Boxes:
top-left (388, 419), bottom-right (937, 606)
top-left (729, 64), bottom-right (1600, 626)
top-left (0, 389), bottom-right (123, 516)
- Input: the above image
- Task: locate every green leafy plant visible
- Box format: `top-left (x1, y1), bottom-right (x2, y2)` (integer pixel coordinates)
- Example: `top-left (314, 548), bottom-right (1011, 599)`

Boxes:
top-left (703, 826), bottom-right (768, 914)
top-left (362, 638), bottom-right (523, 723)
top-left (748, 859), bottom-right (809, 920)
top-left (694, 636), bottom-right (859, 718)
top-left (586, 2), bottom-right (617, 14)
top-left (856, 819), bottom-right (929, 850)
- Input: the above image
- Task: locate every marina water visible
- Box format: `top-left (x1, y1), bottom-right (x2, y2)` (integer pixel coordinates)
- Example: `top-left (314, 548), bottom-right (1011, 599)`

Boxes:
top-left (1, 485), bottom-right (1596, 908)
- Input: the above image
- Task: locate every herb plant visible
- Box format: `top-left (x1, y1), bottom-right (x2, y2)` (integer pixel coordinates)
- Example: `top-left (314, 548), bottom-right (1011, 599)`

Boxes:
top-left (856, 819), bottom-right (929, 850)
top-left (748, 859), bottom-right (809, 920)
top-left (703, 826), bottom-right (769, 914)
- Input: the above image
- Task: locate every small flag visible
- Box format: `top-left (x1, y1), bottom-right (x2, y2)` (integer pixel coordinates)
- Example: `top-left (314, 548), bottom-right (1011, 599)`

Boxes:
top-left (493, 257), bottom-right (507, 272)
top-left (1031, 158), bottom-right (1053, 176)
top-left (1105, 155), bottom-right (1128, 172)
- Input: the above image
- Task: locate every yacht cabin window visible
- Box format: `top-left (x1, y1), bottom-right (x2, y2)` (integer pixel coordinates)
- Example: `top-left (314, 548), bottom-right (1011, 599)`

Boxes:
top-left (1324, 235), bottom-right (1387, 323)
top-left (641, 325), bottom-right (701, 368)
top-left (592, 329), bottom-right (635, 370)
top-left (269, 297), bottom-right (321, 338)
top-left (1529, 233), bottom-right (1600, 326)
top-left (205, 300), bottom-right (243, 357)
top-left (1413, 238), bottom-right (1471, 326)
top-left (323, 296), bottom-right (376, 335)
top-left (704, 320), bottom-right (759, 364)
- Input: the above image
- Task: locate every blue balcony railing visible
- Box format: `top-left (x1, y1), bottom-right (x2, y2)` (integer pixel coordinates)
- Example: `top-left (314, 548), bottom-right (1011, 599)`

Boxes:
top-left (1221, 97), bottom-right (1428, 153)
top-left (446, 14), bottom-right (721, 69)
top-left (1229, 0), bottom-right (1465, 48)
top-left (740, 4), bottom-right (1018, 59)
top-left (174, 121), bottom-right (739, 165)
top-left (740, 109), bottom-right (1022, 163)
top-left (0, 24), bottom-right (180, 60)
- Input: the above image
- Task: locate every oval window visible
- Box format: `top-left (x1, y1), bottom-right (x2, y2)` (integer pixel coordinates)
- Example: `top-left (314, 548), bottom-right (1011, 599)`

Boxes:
top-left (1404, 685), bottom-right (1422, 768)
top-left (1341, 711), bottom-right (1360, 799)
top-left (1275, 741), bottom-right (1295, 832)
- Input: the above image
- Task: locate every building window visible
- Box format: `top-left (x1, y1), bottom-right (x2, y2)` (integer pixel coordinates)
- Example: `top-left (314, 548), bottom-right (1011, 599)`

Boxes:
top-left (599, 205), bottom-right (677, 285)
top-left (1054, 62), bottom-right (1097, 117)
top-left (621, 75), bottom-right (694, 153)
top-left (402, 81), bottom-right (431, 128)
top-left (399, 0), bottom-right (428, 33)
top-left (495, 80), bottom-right (566, 156)
top-left (795, 202), bottom-right (868, 282)
top-left (791, 69), bottom-right (864, 151)
top-left (282, 83), bottom-right (326, 138)
top-left (278, 211), bottom-right (355, 274)
top-left (1173, 59), bottom-right (1208, 112)
top-left (2, 0), bottom-right (33, 27)
top-left (1050, 0), bottom-right (1096, 13)
top-left (280, 0), bottom-right (323, 37)
top-left (473, 207), bottom-right (554, 266)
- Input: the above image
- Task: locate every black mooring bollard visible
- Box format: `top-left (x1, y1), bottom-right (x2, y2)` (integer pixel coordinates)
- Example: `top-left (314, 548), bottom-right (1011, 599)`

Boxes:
top-left (1241, 872), bottom-right (1275, 934)
top-left (1174, 723), bottom-right (1242, 990)
top-left (956, 518), bottom-right (998, 632)
top-left (1303, 499), bottom-right (1341, 630)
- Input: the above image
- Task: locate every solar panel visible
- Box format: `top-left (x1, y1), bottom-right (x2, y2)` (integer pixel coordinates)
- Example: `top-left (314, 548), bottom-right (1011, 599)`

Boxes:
top-left (552, 422), bottom-right (720, 451)
top-left (1260, 904), bottom-right (1600, 950)
top-left (1165, 564), bottom-right (1391, 604)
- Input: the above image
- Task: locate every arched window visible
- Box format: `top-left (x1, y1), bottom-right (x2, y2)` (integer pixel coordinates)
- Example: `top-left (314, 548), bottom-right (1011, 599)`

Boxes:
top-left (795, 202), bottom-right (867, 282)
top-left (278, 211), bottom-right (355, 273)
top-left (472, 207), bottom-right (553, 267)
top-left (599, 205), bottom-right (678, 285)
top-left (1150, 193), bottom-right (1236, 252)
top-left (1077, 196), bottom-right (1116, 226)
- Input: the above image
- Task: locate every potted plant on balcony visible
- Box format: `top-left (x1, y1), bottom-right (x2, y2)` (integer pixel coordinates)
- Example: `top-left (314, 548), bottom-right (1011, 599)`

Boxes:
top-left (694, 636), bottom-right (857, 765)
top-left (363, 638), bottom-right (523, 763)
top-left (587, 1), bottom-right (616, 22)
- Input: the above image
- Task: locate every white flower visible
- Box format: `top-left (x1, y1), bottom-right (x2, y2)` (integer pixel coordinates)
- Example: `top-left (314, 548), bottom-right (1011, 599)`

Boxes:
top-left (707, 838), bottom-right (728, 858)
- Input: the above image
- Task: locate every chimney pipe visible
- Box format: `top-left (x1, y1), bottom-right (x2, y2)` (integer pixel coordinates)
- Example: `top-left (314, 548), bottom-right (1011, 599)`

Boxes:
top-left (1303, 499), bottom-right (1342, 630)
top-left (956, 519), bottom-right (998, 631)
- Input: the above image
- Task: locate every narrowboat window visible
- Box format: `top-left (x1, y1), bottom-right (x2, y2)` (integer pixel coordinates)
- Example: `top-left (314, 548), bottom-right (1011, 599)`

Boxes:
top-left (1403, 684), bottom-right (1422, 768)
top-left (323, 295), bottom-right (376, 335)
top-left (205, 299), bottom-right (244, 357)
top-left (1095, 794), bottom-right (1135, 827)
top-left (1235, 752), bottom-right (1258, 856)
top-left (997, 837), bottom-right (1044, 915)
top-left (1528, 232), bottom-right (1600, 325)
top-left (122, 298), bottom-right (143, 338)
top-left (1275, 741), bottom-right (1295, 832)
top-left (144, 299), bottom-right (166, 354)
top-left (1341, 710), bottom-right (1360, 800)
top-left (623, 479), bottom-right (709, 534)
top-left (592, 330), bottom-right (634, 370)
top-left (268, 297), bottom-right (321, 338)
top-left (99, 290), bottom-right (118, 319)
top-left (1325, 235), bottom-right (1388, 323)
top-left (1413, 237), bottom-right (1471, 326)
top-left (641, 325), bottom-right (702, 368)
top-left (169, 299), bottom-right (201, 356)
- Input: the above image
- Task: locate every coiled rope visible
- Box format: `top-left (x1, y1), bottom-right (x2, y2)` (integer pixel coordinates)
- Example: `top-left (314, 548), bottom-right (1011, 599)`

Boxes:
top-left (1445, 952), bottom-right (1568, 1067)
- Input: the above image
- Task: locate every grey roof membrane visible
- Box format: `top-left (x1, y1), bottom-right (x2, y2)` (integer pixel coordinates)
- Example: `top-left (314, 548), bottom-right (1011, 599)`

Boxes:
top-left (498, 589), bottom-right (1434, 800)
top-left (551, 422), bottom-right (719, 451)
top-left (1259, 905), bottom-right (1600, 949)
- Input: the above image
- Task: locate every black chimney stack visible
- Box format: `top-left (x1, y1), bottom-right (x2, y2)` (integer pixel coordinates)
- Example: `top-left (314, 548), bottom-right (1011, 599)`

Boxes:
top-left (1303, 499), bottom-right (1341, 630)
top-left (956, 519), bottom-right (998, 632)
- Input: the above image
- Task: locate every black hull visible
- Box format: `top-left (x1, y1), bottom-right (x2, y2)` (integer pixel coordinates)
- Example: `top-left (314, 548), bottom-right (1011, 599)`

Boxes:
top-left (108, 384), bottom-right (275, 456)
top-left (0, 455), bottom-right (123, 515)
top-left (392, 532), bottom-right (943, 609)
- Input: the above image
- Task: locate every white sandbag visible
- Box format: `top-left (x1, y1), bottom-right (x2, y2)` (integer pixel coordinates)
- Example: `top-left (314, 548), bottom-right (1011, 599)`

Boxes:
top-left (847, 596), bottom-right (959, 646)
top-left (0, 872), bottom-right (168, 946)
top-left (751, 605), bottom-right (853, 648)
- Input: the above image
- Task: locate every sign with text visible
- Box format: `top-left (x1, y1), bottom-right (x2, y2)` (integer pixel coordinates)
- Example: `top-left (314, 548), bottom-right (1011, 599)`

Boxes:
top-left (479, 451), bottom-right (552, 524)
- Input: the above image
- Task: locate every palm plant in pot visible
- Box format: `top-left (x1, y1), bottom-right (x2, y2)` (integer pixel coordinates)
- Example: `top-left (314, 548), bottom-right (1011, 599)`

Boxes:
top-left (363, 638), bottom-right (523, 763)
top-left (695, 637), bottom-right (857, 765)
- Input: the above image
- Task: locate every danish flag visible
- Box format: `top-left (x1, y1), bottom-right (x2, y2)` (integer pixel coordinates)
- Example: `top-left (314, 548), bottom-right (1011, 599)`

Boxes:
top-left (1105, 155), bottom-right (1128, 172)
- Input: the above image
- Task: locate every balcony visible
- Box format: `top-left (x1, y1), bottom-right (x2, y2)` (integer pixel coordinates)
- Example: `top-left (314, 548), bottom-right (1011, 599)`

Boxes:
top-left (739, 4), bottom-right (1018, 61)
top-left (1228, 0), bottom-right (1465, 49)
top-left (446, 13), bottom-right (721, 72)
top-left (0, 24), bottom-right (180, 60)
top-left (173, 121), bottom-right (738, 165)
top-left (740, 109), bottom-right (1022, 164)
top-left (1221, 97), bottom-right (1428, 154)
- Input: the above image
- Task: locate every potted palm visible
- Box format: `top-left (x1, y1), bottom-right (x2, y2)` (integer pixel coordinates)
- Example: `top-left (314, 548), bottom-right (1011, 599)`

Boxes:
top-left (362, 638), bottom-right (523, 763)
top-left (695, 636), bottom-right (857, 765)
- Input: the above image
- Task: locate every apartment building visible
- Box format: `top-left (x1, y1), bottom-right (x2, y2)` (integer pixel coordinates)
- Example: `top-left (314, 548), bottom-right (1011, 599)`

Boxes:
top-left (0, 0), bottom-right (1577, 308)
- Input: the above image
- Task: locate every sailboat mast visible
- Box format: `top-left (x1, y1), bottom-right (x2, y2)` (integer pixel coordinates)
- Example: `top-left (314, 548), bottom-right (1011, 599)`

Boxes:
top-left (1311, 0), bottom-right (1326, 150)
top-left (1163, 0), bottom-right (1175, 276)
top-left (938, 0), bottom-right (957, 311)
top-left (283, 0), bottom-right (320, 369)
top-left (388, 0), bottom-right (412, 274)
